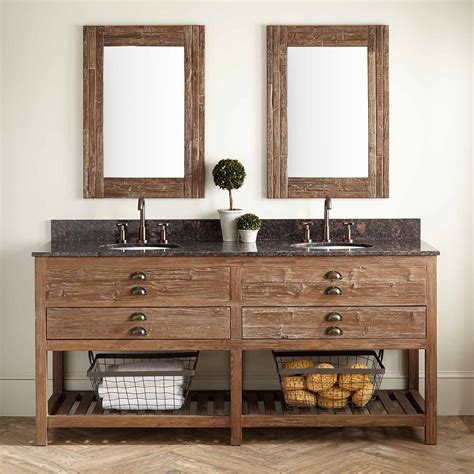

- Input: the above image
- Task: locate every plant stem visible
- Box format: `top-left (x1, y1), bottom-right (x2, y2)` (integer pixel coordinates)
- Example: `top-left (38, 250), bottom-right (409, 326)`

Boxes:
top-left (228, 189), bottom-right (233, 210)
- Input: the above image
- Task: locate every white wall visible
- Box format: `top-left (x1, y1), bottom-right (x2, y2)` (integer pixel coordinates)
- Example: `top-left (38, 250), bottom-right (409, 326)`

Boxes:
top-left (1, 1), bottom-right (472, 415)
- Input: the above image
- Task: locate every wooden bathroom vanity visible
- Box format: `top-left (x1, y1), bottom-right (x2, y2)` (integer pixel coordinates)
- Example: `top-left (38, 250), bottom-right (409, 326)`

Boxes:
top-left (34, 246), bottom-right (437, 446)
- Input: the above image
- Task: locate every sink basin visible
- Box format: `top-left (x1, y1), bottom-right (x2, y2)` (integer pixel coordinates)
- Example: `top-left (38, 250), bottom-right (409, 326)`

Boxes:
top-left (291, 242), bottom-right (372, 250)
top-left (104, 243), bottom-right (180, 251)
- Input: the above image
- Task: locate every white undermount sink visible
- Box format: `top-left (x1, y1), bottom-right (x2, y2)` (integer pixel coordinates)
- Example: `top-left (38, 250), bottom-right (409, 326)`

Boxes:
top-left (103, 243), bottom-right (180, 251)
top-left (291, 242), bottom-right (372, 250)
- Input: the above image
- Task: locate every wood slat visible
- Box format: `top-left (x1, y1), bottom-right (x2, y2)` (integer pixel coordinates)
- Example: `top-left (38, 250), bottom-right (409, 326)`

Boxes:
top-left (206, 394), bottom-right (214, 416)
top-left (189, 392), bottom-right (198, 416)
top-left (75, 392), bottom-right (95, 416)
top-left (197, 392), bottom-right (209, 416)
top-left (366, 398), bottom-right (386, 415)
top-left (408, 390), bottom-right (426, 414)
top-left (263, 391), bottom-right (277, 416)
top-left (214, 392), bottom-right (224, 416)
top-left (247, 392), bottom-right (259, 416)
top-left (48, 392), bottom-right (63, 415)
top-left (56, 393), bottom-right (79, 416)
top-left (378, 390), bottom-right (403, 415)
top-left (393, 391), bottom-right (417, 415)
top-left (92, 400), bottom-right (104, 415)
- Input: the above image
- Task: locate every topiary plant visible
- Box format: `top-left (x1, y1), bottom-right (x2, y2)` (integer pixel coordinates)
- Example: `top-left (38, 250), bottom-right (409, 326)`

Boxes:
top-left (212, 159), bottom-right (246, 210)
top-left (238, 213), bottom-right (261, 231)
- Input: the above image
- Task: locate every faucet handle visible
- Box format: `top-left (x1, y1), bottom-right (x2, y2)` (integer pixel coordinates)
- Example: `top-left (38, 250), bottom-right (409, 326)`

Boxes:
top-left (302, 221), bottom-right (313, 244)
top-left (116, 221), bottom-right (129, 244)
top-left (343, 221), bottom-right (354, 243)
top-left (157, 222), bottom-right (169, 244)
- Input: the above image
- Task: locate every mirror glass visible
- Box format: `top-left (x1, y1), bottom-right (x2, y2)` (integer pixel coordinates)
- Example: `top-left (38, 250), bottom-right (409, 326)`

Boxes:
top-left (287, 47), bottom-right (368, 178)
top-left (103, 46), bottom-right (185, 178)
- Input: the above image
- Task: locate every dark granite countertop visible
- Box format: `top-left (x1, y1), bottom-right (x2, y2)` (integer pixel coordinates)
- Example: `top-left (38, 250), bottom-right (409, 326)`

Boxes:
top-left (31, 219), bottom-right (439, 257)
top-left (32, 239), bottom-right (439, 257)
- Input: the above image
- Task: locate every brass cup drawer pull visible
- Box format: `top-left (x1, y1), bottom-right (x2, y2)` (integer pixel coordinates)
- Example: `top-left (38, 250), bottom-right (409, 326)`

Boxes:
top-left (129, 326), bottom-right (148, 336)
top-left (324, 286), bottom-right (342, 296)
top-left (129, 312), bottom-right (147, 321)
top-left (130, 286), bottom-right (147, 296)
top-left (130, 271), bottom-right (147, 280)
top-left (324, 270), bottom-right (342, 280)
top-left (325, 312), bottom-right (343, 322)
top-left (325, 326), bottom-right (343, 336)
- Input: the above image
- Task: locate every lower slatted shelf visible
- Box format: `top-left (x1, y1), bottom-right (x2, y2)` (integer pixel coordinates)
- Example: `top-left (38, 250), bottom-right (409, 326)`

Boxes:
top-left (48, 390), bottom-right (231, 428)
top-left (242, 390), bottom-right (426, 428)
top-left (47, 389), bottom-right (426, 429)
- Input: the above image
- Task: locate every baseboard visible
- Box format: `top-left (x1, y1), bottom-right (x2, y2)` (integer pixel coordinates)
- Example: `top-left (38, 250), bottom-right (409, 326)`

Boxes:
top-left (1, 371), bottom-right (473, 416)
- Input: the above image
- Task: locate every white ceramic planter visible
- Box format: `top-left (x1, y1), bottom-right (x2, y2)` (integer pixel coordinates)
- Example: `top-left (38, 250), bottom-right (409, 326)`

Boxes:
top-left (218, 209), bottom-right (244, 241)
top-left (238, 229), bottom-right (259, 243)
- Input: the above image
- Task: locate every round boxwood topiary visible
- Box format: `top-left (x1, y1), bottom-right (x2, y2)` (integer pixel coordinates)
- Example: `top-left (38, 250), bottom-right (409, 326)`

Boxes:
top-left (212, 159), bottom-right (246, 210)
top-left (238, 213), bottom-right (261, 231)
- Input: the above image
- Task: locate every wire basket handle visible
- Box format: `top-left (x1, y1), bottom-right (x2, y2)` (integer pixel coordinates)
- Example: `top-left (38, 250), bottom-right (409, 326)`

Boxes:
top-left (378, 350), bottom-right (385, 363)
top-left (88, 351), bottom-right (95, 365)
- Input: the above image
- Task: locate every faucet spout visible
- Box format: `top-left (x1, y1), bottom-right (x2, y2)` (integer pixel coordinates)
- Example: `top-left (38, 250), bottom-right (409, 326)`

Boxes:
top-left (323, 196), bottom-right (332, 243)
top-left (138, 196), bottom-right (147, 245)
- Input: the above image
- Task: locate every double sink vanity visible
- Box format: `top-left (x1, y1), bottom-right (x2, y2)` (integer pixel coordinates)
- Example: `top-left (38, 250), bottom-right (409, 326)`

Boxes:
top-left (33, 210), bottom-right (438, 446)
top-left (32, 23), bottom-right (439, 446)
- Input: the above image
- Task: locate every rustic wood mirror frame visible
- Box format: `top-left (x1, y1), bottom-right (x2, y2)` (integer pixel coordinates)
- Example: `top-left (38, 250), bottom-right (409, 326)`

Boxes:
top-left (267, 25), bottom-right (389, 198)
top-left (83, 25), bottom-right (205, 198)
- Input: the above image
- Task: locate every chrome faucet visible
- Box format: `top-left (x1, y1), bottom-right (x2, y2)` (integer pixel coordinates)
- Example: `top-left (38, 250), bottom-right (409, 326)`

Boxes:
top-left (138, 196), bottom-right (147, 245)
top-left (323, 196), bottom-right (332, 243)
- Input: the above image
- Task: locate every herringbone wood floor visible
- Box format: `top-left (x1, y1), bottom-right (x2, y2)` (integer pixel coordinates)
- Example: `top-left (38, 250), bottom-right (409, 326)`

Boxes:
top-left (1, 417), bottom-right (473, 473)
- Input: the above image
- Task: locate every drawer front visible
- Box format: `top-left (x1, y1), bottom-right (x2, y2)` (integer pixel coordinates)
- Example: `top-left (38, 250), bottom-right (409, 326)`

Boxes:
top-left (241, 260), bottom-right (427, 305)
top-left (45, 259), bottom-right (231, 306)
top-left (242, 306), bottom-right (426, 339)
top-left (47, 307), bottom-right (231, 340)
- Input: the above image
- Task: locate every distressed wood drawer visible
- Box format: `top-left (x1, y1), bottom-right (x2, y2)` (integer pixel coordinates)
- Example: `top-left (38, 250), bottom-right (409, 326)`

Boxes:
top-left (47, 307), bottom-right (231, 340)
top-left (242, 306), bottom-right (426, 339)
top-left (45, 258), bottom-right (231, 306)
top-left (240, 258), bottom-right (427, 306)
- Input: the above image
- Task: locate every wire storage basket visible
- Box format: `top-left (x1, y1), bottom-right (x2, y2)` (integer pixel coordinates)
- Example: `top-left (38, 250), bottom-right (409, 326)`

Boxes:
top-left (87, 351), bottom-right (199, 411)
top-left (273, 351), bottom-right (385, 410)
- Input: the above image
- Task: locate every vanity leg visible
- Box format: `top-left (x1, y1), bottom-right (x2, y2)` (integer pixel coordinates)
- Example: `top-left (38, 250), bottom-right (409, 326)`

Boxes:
top-left (408, 350), bottom-right (419, 390)
top-left (425, 347), bottom-right (437, 445)
top-left (35, 258), bottom-right (48, 446)
top-left (425, 257), bottom-right (437, 445)
top-left (53, 352), bottom-right (64, 393)
top-left (35, 347), bottom-right (48, 446)
top-left (230, 348), bottom-right (242, 446)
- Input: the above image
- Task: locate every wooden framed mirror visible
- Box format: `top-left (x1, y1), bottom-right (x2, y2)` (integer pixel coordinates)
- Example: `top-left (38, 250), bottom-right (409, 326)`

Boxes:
top-left (83, 25), bottom-right (205, 198)
top-left (267, 25), bottom-right (389, 198)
